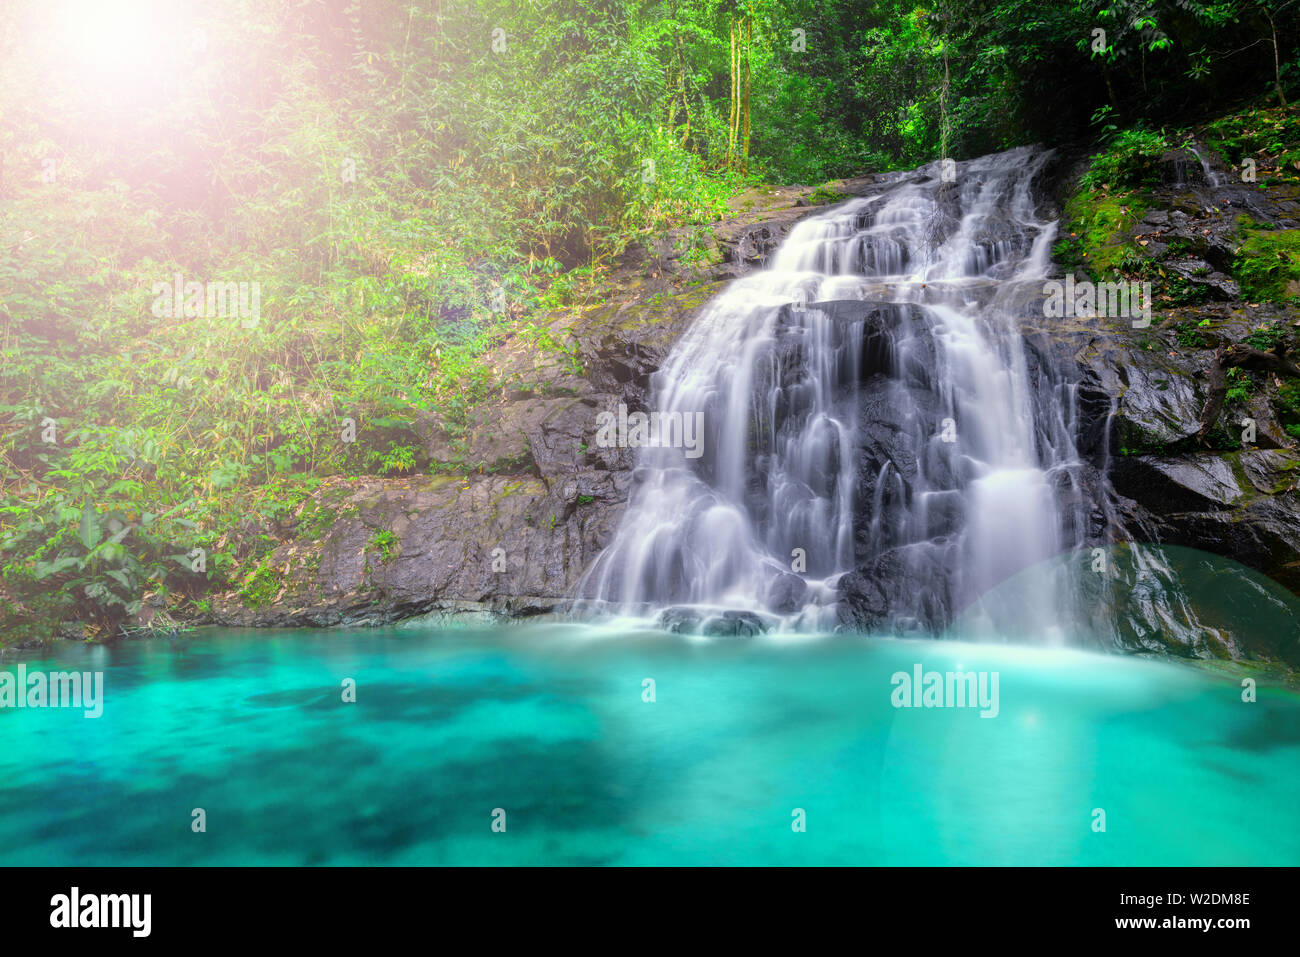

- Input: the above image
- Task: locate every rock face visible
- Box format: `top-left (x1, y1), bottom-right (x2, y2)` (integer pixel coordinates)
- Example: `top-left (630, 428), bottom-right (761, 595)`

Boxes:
top-left (1037, 146), bottom-right (1300, 602)
top-left (995, 144), bottom-right (1300, 664)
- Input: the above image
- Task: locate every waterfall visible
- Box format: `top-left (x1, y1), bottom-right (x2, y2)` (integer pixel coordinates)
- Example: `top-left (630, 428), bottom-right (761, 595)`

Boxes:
top-left (578, 146), bottom-right (1097, 638)
top-left (1187, 143), bottom-right (1227, 188)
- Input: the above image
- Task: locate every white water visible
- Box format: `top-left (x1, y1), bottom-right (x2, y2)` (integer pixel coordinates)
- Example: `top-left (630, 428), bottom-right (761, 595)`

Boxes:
top-left (1187, 144), bottom-right (1227, 188)
top-left (579, 147), bottom-right (1094, 637)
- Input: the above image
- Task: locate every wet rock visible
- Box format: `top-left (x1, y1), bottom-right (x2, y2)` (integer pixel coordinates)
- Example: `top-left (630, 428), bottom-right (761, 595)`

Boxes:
top-left (1166, 258), bottom-right (1239, 299)
top-left (210, 144), bottom-right (1300, 673)
top-left (657, 607), bottom-right (702, 633)
top-left (1111, 454), bottom-right (1243, 511)
top-left (702, 610), bottom-right (768, 637)
top-left (658, 607), bottom-right (767, 636)
top-left (1112, 357), bottom-right (1205, 450)
top-left (1160, 150), bottom-right (1204, 187)
top-left (210, 469), bottom-right (626, 629)
top-left (836, 546), bottom-right (955, 633)
top-left (766, 573), bottom-right (808, 613)
top-left (1240, 449), bottom-right (1300, 494)
top-left (210, 185), bottom-right (838, 632)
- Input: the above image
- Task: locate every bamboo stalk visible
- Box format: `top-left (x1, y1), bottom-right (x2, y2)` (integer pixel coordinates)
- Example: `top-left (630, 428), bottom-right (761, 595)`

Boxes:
top-left (742, 15), bottom-right (751, 174)
top-left (729, 15), bottom-right (738, 162)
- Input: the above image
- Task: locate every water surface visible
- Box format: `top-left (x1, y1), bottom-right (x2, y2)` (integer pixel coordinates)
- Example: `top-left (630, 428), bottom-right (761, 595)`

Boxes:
top-left (1, 624), bottom-right (1296, 866)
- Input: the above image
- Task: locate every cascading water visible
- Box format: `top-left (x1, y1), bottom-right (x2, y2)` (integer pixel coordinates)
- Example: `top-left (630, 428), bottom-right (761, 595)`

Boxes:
top-left (578, 146), bottom-right (1098, 638)
top-left (1187, 143), bottom-right (1227, 188)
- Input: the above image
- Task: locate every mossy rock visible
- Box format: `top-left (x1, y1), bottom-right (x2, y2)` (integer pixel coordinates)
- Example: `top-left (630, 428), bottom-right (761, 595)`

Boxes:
top-left (1235, 228), bottom-right (1300, 303)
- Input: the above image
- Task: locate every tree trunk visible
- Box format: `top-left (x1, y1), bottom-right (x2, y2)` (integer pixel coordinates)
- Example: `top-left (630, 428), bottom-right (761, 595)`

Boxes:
top-left (1265, 10), bottom-right (1288, 107)
top-left (742, 17), bottom-right (751, 174)
top-left (676, 32), bottom-right (691, 145)
top-left (666, 64), bottom-right (678, 129)
top-left (1104, 67), bottom-right (1119, 112)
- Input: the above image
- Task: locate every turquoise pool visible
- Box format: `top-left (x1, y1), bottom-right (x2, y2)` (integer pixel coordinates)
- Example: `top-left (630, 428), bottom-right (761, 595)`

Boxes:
top-left (1, 624), bottom-right (1296, 865)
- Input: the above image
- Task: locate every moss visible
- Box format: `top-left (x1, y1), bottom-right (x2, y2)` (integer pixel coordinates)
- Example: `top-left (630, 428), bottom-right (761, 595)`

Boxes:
top-left (1234, 228), bottom-right (1300, 303)
top-left (469, 451), bottom-right (532, 474)
top-left (1220, 451), bottom-right (1262, 503)
top-left (493, 478), bottom-right (545, 502)
top-left (1058, 189), bottom-right (1149, 276)
top-left (809, 184), bottom-right (851, 205)
top-left (614, 283), bottom-right (721, 332)
top-left (1251, 453), bottom-right (1300, 495)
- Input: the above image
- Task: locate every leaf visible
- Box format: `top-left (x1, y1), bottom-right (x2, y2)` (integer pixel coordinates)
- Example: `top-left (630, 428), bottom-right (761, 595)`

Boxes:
top-left (106, 569), bottom-right (133, 589)
top-left (79, 505), bottom-right (102, 550)
top-left (33, 556), bottom-right (83, 580)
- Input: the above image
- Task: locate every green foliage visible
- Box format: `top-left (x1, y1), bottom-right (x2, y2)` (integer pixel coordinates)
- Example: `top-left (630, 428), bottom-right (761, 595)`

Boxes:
top-left (370, 445), bottom-right (420, 477)
top-left (296, 500), bottom-right (339, 543)
top-left (1204, 105), bottom-right (1300, 187)
top-left (368, 530), bottom-right (399, 564)
top-left (809, 185), bottom-right (852, 205)
top-left (238, 560), bottom-right (280, 609)
top-left (1276, 378), bottom-right (1300, 431)
top-left (1080, 129), bottom-right (1172, 192)
top-left (1244, 322), bottom-right (1287, 351)
top-left (1225, 367), bottom-right (1253, 404)
top-left (1174, 321), bottom-right (1209, 348)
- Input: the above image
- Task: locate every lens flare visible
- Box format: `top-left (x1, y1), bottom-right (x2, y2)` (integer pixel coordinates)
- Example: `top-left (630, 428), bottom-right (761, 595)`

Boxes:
top-left (44, 0), bottom-right (175, 103)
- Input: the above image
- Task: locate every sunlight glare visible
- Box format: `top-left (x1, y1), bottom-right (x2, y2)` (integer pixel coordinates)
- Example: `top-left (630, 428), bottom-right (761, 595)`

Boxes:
top-left (49, 0), bottom-right (170, 94)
